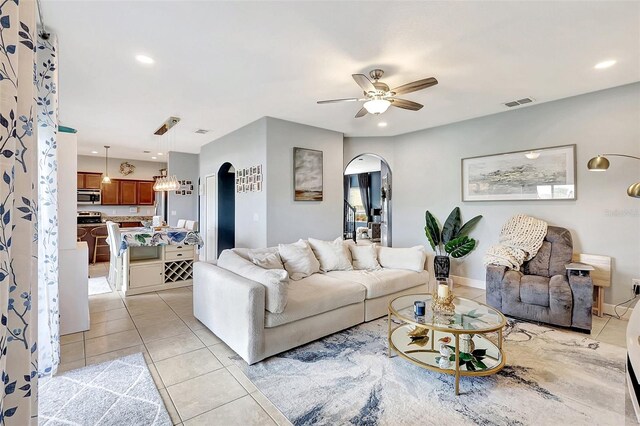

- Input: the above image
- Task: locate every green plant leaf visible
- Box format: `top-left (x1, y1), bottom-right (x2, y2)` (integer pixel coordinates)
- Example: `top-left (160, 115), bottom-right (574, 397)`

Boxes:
top-left (424, 211), bottom-right (441, 252)
top-left (466, 361), bottom-right (476, 371)
top-left (441, 207), bottom-right (461, 244)
top-left (459, 352), bottom-right (473, 362)
top-left (457, 215), bottom-right (483, 238)
top-left (472, 358), bottom-right (488, 370)
top-left (445, 236), bottom-right (477, 258)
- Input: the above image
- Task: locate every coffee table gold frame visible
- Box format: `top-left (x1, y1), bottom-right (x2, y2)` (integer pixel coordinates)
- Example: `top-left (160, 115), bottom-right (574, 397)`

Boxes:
top-left (387, 294), bottom-right (507, 395)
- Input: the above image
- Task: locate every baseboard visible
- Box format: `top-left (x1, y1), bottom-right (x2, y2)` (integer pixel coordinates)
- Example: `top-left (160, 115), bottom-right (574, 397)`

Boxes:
top-left (451, 275), bottom-right (486, 290)
top-left (602, 302), bottom-right (634, 320)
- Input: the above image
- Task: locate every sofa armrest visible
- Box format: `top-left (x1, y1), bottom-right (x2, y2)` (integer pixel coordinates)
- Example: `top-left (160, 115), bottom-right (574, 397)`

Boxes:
top-left (486, 265), bottom-right (508, 310)
top-left (193, 262), bottom-right (265, 364)
top-left (567, 271), bottom-right (593, 331)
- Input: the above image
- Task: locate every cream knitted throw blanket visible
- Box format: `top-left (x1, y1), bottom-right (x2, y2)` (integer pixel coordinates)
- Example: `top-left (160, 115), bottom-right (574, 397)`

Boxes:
top-left (483, 214), bottom-right (548, 270)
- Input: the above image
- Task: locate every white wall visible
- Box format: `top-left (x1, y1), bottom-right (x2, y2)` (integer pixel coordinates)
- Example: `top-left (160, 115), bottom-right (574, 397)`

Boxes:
top-left (168, 152), bottom-right (199, 227)
top-left (266, 118), bottom-right (344, 245)
top-left (345, 83), bottom-right (640, 305)
top-left (199, 118), bottom-right (268, 249)
top-left (77, 155), bottom-right (166, 216)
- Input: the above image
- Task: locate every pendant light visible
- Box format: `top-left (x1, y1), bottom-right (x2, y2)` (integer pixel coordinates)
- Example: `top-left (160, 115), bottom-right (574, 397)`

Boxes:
top-left (102, 145), bottom-right (111, 184)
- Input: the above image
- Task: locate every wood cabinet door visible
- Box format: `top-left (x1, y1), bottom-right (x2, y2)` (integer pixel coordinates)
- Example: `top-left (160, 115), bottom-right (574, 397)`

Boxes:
top-left (84, 174), bottom-right (102, 189)
top-left (77, 173), bottom-right (85, 189)
top-left (119, 180), bottom-right (138, 205)
top-left (137, 181), bottom-right (155, 205)
top-left (101, 180), bottom-right (120, 205)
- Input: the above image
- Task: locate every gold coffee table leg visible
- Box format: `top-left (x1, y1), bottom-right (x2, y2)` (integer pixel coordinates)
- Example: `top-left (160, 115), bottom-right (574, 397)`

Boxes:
top-left (498, 328), bottom-right (503, 350)
top-left (387, 311), bottom-right (392, 358)
top-left (454, 334), bottom-right (460, 395)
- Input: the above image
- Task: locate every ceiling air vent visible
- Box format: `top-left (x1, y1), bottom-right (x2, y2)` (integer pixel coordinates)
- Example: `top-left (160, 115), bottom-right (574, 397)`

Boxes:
top-left (503, 97), bottom-right (535, 108)
top-left (194, 129), bottom-right (210, 134)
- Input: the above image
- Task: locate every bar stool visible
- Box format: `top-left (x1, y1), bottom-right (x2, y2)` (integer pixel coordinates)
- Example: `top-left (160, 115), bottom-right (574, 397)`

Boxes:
top-left (77, 227), bottom-right (88, 242)
top-left (90, 226), bottom-right (109, 264)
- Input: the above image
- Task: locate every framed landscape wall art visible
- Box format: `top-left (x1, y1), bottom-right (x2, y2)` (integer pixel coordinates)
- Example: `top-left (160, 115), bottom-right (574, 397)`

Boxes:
top-left (461, 144), bottom-right (576, 201)
top-left (293, 147), bottom-right (323, 201)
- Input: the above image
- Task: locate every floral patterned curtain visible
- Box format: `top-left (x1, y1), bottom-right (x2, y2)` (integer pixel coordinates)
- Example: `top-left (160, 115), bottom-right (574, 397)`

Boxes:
top-left (0, 0), bottom-right (39, 424)
top-left (36, 33), bottom-right (59, 378)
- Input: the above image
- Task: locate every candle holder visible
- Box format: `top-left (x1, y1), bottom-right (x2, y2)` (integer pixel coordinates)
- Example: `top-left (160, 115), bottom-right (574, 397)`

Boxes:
top-left (431, 291), bottom-right (455, 316)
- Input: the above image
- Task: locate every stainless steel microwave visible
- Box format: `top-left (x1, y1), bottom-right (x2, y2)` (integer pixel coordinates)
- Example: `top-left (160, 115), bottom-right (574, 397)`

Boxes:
top-left (77, 189), bottom-right (101, 205)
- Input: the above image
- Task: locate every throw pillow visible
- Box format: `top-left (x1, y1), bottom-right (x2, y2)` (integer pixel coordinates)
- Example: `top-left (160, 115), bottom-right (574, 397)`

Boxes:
top-left (377, 246), bottom-right (427, 273)
top-left (217, 249), bottom-right (289, 313)
top-left (349, 244), bottom-right (381, 271)
top-left (248, 248), bottom-right (284, 270)
top-left (308, 237), bottom-right (353, 272)
top-left (278, 240), bottom-right (320, 281)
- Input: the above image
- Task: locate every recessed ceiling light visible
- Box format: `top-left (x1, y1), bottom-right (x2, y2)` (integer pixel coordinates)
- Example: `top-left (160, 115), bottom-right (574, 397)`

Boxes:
top-left (157, 152), bottom-right (163, 156)
top-left (91, 150), bottom-right (98, 154)
top-left (594, 59), bottom-right (616, 69)
top-left (135, 54), bottom-right (154, 65)
top-left (151, 156), bottom-right (157, 160)
top-left (378, 122), bottom-right (388, 128)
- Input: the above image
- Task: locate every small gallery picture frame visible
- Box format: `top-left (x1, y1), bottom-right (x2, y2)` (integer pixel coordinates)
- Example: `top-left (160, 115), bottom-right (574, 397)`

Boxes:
top-left (256, 174), bottom-right (262, 183)
top-left (189, 184), bottom-right (194, 190)
top-left (181, 190), bottom-right (186, 195)
top-left (236, 184), bottom-right (243, 193)
top-left (257, 165), bottom-right (262, 174)
top-left (243, 183), bottom-right (250, 192)
top-left (186, 180), bottom-right (192, 185)
top-left (248, 175), bottom-right (254, 184)
top-left (256, 182), bottom-right (262, 192)
top-left (186, 190), bottom-right (192, 195)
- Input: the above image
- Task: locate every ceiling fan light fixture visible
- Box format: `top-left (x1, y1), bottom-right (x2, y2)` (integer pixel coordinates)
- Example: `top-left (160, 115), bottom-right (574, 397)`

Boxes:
top-left (364, 99), bottom-right (391, 115)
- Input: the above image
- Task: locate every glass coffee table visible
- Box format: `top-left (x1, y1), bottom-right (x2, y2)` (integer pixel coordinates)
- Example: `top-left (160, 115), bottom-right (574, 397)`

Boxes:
top-left (388, 293), bottom-right (507, 395)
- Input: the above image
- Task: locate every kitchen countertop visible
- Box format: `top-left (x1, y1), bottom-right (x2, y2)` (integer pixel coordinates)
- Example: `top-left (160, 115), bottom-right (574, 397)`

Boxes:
top-left (77, 215), bottom-right (153, 227)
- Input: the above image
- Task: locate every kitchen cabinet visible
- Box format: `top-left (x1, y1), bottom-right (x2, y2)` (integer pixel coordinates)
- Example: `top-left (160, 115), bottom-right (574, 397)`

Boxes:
top-left (101, 180), bottom-right (120, 205)
top-left (137, 181), bottom-right (155, 205)
top-left (100, 179), bottom-right (155, 206)
top-left (77, 172), bottom-right (103, 189)
top-left (120, 180), bottom-right (138, 205)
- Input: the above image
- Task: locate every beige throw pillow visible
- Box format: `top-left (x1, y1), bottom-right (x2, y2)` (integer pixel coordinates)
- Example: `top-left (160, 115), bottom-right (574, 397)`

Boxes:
top-left (248, 248), bottom-right (284, 270)
top-left (349, 244), bottom-right (381, 271)
top-left (377, 245), bottom-right (427, 272)
top-left (278, 240), bottom-right (321, 281)
top-left (308, 237), bottom-right (353, 272)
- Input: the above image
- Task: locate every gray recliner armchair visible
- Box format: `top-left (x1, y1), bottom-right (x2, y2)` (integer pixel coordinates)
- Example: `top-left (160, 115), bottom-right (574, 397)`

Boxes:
top-left (486, 226), bottom-right (593, 332)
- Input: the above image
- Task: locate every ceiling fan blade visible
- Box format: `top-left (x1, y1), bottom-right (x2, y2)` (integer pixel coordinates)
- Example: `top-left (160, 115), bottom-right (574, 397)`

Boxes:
top-left (352, 74), bottom-right (376, 92)
top-left (390, 98), bottom-right (423, 111)
top-left (355, 107), bottom-right (368, 118)
top-left (391, 77), bottom-right (438, 95)
top-left (317, 98), bottom-right (363, 104)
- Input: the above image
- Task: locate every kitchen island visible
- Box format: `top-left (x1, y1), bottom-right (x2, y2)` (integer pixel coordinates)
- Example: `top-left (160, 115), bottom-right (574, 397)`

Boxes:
top-left (119, 227), bottom-right (203, 296)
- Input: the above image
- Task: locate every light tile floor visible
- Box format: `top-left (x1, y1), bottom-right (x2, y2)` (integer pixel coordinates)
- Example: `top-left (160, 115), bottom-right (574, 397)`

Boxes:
top-left (59, 263), bottom-right (629, 425)
top-left (58, 262), bottom-right (290, 425)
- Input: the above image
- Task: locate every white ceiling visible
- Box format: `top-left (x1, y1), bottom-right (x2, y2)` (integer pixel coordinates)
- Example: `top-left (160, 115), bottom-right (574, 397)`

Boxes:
top-left (43, 1), bottom-right (640, 161)
top-left (345, 154), bottom-right (381, 175)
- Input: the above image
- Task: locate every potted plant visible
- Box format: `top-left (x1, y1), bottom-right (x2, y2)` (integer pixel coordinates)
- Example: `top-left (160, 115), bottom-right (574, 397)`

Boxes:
top-left (424, 207), bottom-right (482, 279)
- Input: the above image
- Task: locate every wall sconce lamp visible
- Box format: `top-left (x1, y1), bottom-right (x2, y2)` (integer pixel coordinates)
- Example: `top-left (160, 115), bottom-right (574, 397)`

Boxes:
top-left (587, 154), bottom-right (640, 198)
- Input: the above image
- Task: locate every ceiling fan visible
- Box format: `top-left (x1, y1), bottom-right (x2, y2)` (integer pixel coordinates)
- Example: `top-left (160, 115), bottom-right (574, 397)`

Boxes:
top-left (317, 69), bottom-right (438, 118)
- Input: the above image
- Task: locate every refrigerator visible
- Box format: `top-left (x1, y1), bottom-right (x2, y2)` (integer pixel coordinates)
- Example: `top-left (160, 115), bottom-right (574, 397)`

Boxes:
top-left (154, 190), bottom-right (168, 225)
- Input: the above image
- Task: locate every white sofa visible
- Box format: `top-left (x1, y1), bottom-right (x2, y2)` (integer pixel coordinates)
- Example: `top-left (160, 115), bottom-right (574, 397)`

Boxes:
top-left (193, 245), bottom-right (430, 364)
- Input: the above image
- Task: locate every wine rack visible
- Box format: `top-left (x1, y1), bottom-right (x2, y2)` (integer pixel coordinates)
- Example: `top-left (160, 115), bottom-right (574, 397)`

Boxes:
top-left (164, 260), bottom-right (194, 283)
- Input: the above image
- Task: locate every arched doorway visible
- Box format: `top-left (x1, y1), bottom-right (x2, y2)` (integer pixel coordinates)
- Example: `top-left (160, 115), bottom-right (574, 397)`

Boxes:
top-left (344, 154), bottom-right (392, 246)
top-left (217, 162), bottom-right (236, 256)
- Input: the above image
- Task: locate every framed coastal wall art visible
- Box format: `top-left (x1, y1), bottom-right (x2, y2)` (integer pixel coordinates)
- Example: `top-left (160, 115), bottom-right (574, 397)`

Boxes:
top-left (461, 144), bottom-right (576, 201)
top-left (293, 147), bottom-right (323, 201)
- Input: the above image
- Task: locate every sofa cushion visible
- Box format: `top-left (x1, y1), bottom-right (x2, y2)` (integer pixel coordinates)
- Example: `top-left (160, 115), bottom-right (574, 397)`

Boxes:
top-left (250, 250), bottom-right (284, 270)
top-left (349, 244), bottom-right (381, 271)
top-left (520, 275), bottom-right (550, 307)
top-left (278, 240), bottom-right (321, 281)
top-left (377, 246), bottom-right (427, 273)
top-left (308, 237), bottom-right (353, 272)
top-left (217, 249), bottom-right (289, 314)
top-left (326, 269), bottom-right (429, 299)
top-left (264, 273), bottom-right (365, 328)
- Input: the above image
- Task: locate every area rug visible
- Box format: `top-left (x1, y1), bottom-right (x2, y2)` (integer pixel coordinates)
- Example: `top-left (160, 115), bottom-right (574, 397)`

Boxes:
top-left (39, 353), bottom-right (171, 425)
top-left (89, 276), bottom-right (113, 296)
top-left (230, 319), bottom-right (626, 425)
